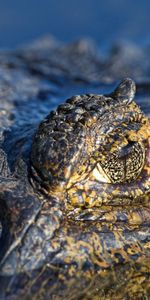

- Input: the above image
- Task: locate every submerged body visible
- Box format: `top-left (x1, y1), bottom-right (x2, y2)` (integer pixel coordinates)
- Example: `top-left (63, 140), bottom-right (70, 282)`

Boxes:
top-left (0, 39), bottom-right (150, 300)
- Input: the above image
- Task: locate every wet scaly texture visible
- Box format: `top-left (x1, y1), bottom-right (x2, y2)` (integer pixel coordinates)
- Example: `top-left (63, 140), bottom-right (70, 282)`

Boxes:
top-left (0, 37), bottom-right (150, 300)
top-left (31, 78), bottom-right (150, 214)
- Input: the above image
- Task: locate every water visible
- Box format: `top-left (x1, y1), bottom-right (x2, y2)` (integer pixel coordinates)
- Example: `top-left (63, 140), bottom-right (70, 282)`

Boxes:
top-left (0, 8), bottom-right (150, 298)
top-left (0, 0), bottom-right (150, 48)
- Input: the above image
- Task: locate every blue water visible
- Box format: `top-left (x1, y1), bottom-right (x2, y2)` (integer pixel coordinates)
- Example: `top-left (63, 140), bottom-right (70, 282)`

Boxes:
top-left (0, 0), bottom-right (150, 48)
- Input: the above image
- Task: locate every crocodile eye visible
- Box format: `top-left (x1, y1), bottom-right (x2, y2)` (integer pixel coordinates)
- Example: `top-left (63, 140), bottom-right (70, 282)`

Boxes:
top-left (92, 163), bottom-right (111, 183)
top-left (93, 142), bottom-right (145, 184)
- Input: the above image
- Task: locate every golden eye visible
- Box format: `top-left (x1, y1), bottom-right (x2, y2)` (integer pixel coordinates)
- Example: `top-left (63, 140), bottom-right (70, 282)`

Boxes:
top-left (92, 142), bottom-right (145, 184)
top-left (92, 163), bottom-right (112, 183)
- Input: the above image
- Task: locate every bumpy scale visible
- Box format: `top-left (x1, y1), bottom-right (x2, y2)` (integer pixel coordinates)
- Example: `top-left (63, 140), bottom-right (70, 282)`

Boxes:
top-left (1, 79), bottom-right (150, 300)
top-left (31, 78), bottom-right (150, 214)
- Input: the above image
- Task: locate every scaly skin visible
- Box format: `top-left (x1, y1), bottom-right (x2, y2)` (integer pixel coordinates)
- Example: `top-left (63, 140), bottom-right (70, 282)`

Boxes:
top-left (0, 79), bottom-right (150, 300)
top-left (31, 78), bottom-right (150, 213)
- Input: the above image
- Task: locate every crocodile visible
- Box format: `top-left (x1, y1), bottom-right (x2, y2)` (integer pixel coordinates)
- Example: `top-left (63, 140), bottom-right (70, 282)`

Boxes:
top-left (0, 37), bottom-right (150, 300)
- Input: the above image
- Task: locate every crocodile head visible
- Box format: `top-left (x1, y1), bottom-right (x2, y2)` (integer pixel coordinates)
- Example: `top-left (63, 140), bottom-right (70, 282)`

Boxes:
top-left (30, 78), bottom-right (150, 214)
